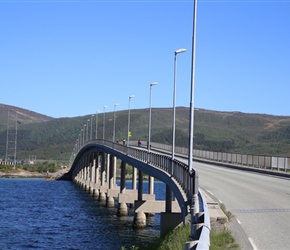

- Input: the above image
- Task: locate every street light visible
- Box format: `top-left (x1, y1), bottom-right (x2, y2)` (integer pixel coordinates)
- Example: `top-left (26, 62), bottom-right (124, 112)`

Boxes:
top-left (95, 110), bottom-right (99, 139)
top-left (187, 0), bottom-right (198, 243)
top-left (127, 95), bottom-right (135, 146)
top-left (86, 119), bottom-right (90, 142)
top-left (83, 124), bottom-right (86, 145)
top-left (113, 103), bottom-right (119, 142)
top-left (103, 106), bottom-right (107, 140)
top-left (148, 82), bottom-right (158, 154)
top-left (90, 115), bottom-right (94, 140)
top-left (172, 48), bottom-right (187, 161)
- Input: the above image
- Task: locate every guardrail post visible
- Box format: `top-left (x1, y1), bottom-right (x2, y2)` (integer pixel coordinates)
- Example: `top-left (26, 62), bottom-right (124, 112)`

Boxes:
top-left (190, 169), bottom-right (199, 241)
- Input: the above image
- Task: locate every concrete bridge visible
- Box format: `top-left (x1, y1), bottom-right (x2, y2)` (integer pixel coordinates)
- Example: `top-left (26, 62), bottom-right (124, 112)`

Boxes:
top-left (60, 139), bottom-right (210, 250)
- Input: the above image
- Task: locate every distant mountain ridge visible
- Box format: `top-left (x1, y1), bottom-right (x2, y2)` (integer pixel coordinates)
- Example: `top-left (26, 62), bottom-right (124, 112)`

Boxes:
top-left (0, 103), bottom-right (289, 163)
top-left (0, 103), bottom-right (53, 127)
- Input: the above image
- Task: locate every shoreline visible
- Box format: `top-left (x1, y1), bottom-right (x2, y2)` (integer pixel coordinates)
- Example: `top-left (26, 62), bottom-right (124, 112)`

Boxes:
top-left (0, 169), bottom-right (68, 179)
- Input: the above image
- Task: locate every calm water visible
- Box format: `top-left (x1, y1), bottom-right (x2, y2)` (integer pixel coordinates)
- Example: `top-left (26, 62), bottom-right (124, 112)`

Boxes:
top-left (0, 178), bottom-right (166, 250)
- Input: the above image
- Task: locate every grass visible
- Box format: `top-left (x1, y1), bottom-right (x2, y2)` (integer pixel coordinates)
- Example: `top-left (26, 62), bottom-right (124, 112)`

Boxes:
top-left (210, 230), bottom-right (239, 250)
top-left (121, 220), bottom-right (239, 250)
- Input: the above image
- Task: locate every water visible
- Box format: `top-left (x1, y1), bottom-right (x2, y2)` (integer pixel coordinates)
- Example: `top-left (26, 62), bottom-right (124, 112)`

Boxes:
top-left (0, 178), bottom-right (166, 250)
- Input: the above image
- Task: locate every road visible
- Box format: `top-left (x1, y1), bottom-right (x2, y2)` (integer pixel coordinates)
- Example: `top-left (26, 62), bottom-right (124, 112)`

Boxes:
top-left (190, 160), bottom-right (290, 250)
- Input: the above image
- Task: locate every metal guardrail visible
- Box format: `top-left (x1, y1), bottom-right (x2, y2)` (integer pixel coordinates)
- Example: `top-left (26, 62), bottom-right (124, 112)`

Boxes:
top-left (148, 141), bottom-right (290, 172)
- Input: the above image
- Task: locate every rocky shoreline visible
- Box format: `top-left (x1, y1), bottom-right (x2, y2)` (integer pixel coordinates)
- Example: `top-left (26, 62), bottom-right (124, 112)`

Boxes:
top-left (0, 169), bottom-right (68, 179)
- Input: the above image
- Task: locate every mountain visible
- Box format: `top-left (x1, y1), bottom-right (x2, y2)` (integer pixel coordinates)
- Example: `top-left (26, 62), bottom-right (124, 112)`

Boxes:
top-left (0, 104), bottom-right (53, 128)
top-left (0, 104), bottom-right (290, 164)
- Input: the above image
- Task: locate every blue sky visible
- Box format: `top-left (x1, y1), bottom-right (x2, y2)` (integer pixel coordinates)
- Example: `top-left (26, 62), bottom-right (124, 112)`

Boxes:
top-left (0, 0), bottom-right (289, 118)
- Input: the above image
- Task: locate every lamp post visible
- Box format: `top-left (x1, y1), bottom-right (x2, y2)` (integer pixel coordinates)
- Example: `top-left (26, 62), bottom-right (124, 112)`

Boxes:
top-left (86, 119), bottom-right (90, 142)
top-left (187, 0), bottom-right (198, 243)
top-left (90, 115), bottom-right (94, 140)
top-left (172, 48), bottom-right (187, 161)
top-left (78, 133), bottom-right (81, 151)
top-left (95, 110), bottom-right (99, 139)
top-left (83, 124), bottom-right (86, 145)
top-left (127, 95), bottom-right (135, 146)
top-left (103, 106), bottom-right (107, 140)
top-left (148, 82), bottom-right (158, 154)
top-left (113, 103), bottom-right (119, 142)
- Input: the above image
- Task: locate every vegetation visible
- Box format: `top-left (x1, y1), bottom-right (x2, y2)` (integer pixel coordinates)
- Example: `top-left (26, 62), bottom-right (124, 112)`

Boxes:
top-left (1, 104), bottom-right (290, 164)
top-left (121, 222), bottom-right (239, 250)
top-left (0, 161), bottom-right (60, 173)
top-left (210, 230), bottom-right (239, 250)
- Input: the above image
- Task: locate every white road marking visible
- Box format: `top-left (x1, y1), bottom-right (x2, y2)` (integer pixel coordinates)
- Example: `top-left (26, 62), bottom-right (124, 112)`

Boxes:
top-left (207, 190), bottom-right (213, 195)
top-left (248, 237), bottom-right (259, 250)
top-left (237, 218), bottom-right (241, 224)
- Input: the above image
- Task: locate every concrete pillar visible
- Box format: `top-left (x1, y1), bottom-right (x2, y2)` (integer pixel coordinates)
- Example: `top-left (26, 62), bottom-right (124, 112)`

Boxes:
top-left (138, 170), bottom-right (143, 201)
top-left (113, 156), bottom-right (117, 185)
top-left (109, 154), bottom-right (114, 189)
top-left (96, 153), bottom-right (100, 185)
top-left (120, 160), bottom-right (126, 193)
top-left (91, 155), bottom-right (96, 197)
top-left (148, 176), bottom-right (154, 194)
top-left (101, 153), bottom-right (106, 186)
top-left (106, 153), bottom-right (110, 183)
top-left (117, 202), bottom-right (128, 216)
top-left (99, 191), bottom-right (106, 202)
top-left (160, 212), bottom-right (183, 237)
top-left (133, 211), bottom-right (146, 229)
top-left (107, 196), bottom-right (114, 208)
top-left (132, 167), bottom-right (137, 190)
top-left (94, 189), bottom-right (100, 199)
top-left (166, 184), bottom-right (172, 213)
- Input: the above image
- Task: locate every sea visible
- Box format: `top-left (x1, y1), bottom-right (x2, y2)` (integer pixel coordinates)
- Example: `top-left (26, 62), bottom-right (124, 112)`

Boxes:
top-left (0, 178), bottom-right (166, 250)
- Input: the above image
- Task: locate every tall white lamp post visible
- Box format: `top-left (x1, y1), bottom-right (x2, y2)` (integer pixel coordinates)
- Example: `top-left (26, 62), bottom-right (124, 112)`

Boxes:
top-left (172, 48), bottom-right (187, 161)
top-left (86, 119), bottom-right (90, 142)
top-left (95, 110), bottom-right (99, 139)
top-left (83, 124), bottom-right (86, 145)
top-left (127, 95), bottom-right (135, 146)
top-left (90, 115), bottom-right (94, 140)
top-left (103, 106), bottom-right (107, 140)
top-left (113, 103), bottom-right (119, 142)
top-left (148, 82), bottom-right (158, 154)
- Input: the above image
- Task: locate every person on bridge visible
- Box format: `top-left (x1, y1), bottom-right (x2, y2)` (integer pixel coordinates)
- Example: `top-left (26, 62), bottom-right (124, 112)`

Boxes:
top-left (138, 139), bottom-right (141, 147)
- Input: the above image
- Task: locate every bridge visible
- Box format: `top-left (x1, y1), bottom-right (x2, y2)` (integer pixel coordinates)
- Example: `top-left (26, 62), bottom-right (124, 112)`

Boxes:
top-left (61, 139), bottom-right (211, 249)
top-left (62, 135), bottom-right (290, 249)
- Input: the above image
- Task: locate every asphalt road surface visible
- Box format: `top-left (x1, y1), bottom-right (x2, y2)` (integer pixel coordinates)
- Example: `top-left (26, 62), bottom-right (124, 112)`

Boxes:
top-left (191, 161), bottom-right (290, 250)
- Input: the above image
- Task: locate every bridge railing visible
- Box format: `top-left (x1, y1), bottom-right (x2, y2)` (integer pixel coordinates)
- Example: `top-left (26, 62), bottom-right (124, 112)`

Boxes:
top-left (140, 141), bottom-right (290, 172)
top-left (99, 139), bottom-right (190, 194)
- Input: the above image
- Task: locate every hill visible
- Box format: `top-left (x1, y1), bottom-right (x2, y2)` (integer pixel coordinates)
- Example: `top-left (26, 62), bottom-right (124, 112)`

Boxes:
top-left (0, 104), bottom-right (290, 164)
top-left (0, 104), bottom-right (52, 127)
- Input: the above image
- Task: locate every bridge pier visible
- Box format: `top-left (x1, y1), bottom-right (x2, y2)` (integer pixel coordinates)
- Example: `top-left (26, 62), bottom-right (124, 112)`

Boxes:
top-left (70, 146), bottom-right (191, 240)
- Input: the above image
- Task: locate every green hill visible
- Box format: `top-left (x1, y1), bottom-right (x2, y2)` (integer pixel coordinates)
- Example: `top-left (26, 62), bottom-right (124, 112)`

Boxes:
top-left (0, 104), bottom-right (290, 165)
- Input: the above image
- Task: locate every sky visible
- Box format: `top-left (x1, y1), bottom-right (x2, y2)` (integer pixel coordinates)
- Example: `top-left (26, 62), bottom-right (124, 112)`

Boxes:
top-left (0, 0), bottom-right (289, 118)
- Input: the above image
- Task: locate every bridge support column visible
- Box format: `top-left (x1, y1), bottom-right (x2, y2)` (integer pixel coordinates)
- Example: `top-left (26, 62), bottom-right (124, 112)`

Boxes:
top-left (106, 153), bottom-right (110, 184)
top-left (120, 160), bottom-right (126, 194)
top-left (132, 167), bottom-right (137, 190)
top-left (137, 170), bottom-right (143, 201)
top-left (149, 176), bottom-right (154, 194)
top-left (166, 184), bottom-right (172, 213)
top-left (95, 153), bottom-right (100, 185)
top-left (87, 155), bottom-right (93, 194)
top-left (106, 154), bottom-right (115, 208)
top-left (160, 212), bottom-right (183, 237)
top-left (100, 152), bottom-right (106, 186)
top-left (117, 160), bottom-right (128, 216)
top-left (90, 154), bottom-right (96, 197)
top-left (133, 170), bottom-right (146, 228)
